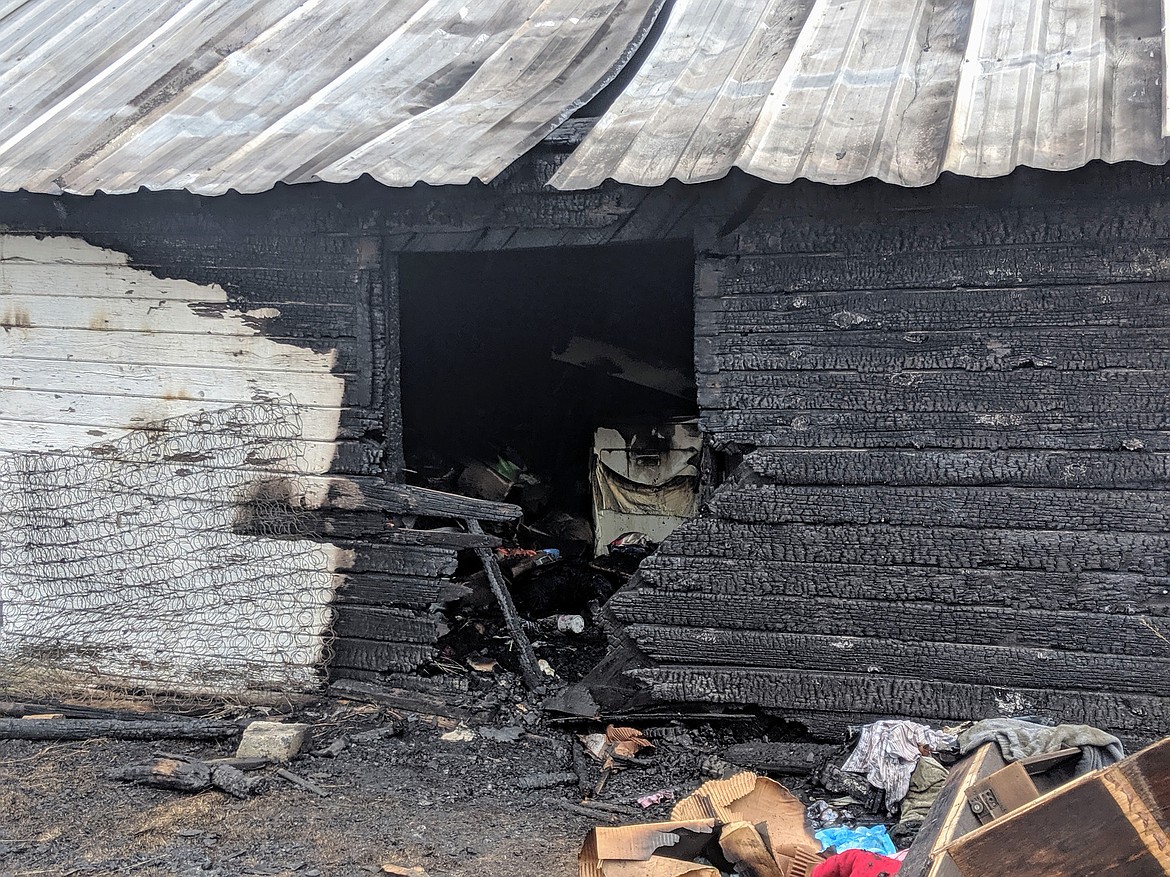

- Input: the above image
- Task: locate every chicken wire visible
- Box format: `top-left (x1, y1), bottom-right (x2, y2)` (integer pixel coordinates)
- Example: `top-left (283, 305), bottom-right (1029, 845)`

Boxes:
top-left (0, 400), bottom-right (339, 700)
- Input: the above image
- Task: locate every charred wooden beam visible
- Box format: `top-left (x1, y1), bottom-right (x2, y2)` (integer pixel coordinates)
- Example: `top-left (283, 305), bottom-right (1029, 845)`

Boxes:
top-left (322, 477), bottom-right (522, 523)
top-left (0, 718), bottom-right (240, 741)
top-left (467, 518), bottom-right (543, 691)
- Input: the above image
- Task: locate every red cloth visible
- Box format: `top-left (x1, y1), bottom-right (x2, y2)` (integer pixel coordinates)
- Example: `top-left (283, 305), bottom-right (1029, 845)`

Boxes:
top-left (811, 849), bottom-right (903, 877)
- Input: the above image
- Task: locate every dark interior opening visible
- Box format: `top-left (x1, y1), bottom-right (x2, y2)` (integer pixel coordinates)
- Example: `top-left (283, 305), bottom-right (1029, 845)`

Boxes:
top-left (398, 240), bottom-right (697, 546)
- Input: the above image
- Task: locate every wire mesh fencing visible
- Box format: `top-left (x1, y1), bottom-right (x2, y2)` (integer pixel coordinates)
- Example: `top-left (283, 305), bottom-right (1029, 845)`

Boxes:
top-left (0, 399), bottom-right (339, 703)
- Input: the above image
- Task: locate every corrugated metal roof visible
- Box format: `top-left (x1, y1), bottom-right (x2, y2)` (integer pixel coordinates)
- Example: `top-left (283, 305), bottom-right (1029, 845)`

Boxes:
top-left (0, 0), bottom-right (663, 195)
top-left (552, 0), bottom-right (1170, 189)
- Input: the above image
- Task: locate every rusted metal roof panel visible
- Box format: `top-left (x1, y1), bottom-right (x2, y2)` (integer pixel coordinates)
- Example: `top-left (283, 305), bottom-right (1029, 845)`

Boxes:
top-left (552, 0), bottom-right (1170, 189)
top-left (0, 0), bottom-right (663, 195)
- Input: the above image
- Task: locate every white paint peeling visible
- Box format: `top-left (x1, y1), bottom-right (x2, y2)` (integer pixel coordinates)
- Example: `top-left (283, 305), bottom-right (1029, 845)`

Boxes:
top-left (0, 235), bottom-right (346, 695)
top-left (245, 306), bottom-right (283, 319)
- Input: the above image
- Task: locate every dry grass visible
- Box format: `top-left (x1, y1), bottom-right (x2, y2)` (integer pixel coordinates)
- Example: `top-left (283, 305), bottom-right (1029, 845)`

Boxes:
top-left (130, 793), bottom-right (223, 844)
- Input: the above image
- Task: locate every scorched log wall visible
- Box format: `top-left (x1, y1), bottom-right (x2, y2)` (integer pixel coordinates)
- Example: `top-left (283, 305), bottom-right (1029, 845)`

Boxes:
top-left (0, 234), bottom-right (347, 693)
top-left (614, 166), bottom-right (1170, 743)
top-left (0, 184), bottom-right (452, 692)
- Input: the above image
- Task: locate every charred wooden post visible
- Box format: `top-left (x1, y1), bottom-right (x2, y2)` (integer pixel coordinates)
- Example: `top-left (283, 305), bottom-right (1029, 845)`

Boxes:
top-left (466, 518), bottom-right (544, 692)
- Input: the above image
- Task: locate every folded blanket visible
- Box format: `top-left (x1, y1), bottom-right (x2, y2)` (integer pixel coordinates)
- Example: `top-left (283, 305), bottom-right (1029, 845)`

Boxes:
top-left (958, 718), bottom-right (1124, 775)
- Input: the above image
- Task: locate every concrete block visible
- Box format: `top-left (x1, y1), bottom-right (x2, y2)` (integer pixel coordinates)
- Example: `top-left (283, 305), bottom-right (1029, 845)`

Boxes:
top-left (236, 721), bottom-right (310, 762)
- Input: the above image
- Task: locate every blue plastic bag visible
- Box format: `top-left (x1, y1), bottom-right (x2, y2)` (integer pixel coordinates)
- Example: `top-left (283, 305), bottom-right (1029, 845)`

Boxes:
top-left (814, 824), bottom-right (897, 857)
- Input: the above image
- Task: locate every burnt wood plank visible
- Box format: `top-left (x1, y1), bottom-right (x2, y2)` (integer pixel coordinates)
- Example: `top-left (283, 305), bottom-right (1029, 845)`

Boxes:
top-left (375, 529), bottom-right (500, 550)
top-left (607, 589), bottom-right (1170, 657)
top-left (636, 556), bottom-right (1170, 615)
top-left (327, 478), bottom-right (522, 523)
top-left (651, 519), bottom-right (1170, 574)
top-left (705, 245), bottom-right (1170, 295)
top-left (334, 573), bottom-right (471, 608)
top-left (624, 666), bottom-right (1170, 737)
top-left (320, 528), bottom-right (497, 551)
top-left (696, 328), bottom-right (1170, 373)
top-left (329, 637), bottom-right (435, 674)
top-left (626, 625), bottom-right (1170, 695)
top-left (698, 369), bottom-right (1170, 414)
top-left (331, 606), bottom-right (445, 643)
top-left (699, 408), bottom-right (1170, 450)
top-left (719, 741), bottom-right (839, 775)
top-left (740, 449), bottom-right (1170, 488)
top-left (708, 485), bottom-right (1170, 532)
top-left (380, 251), bottom-right (404, 480)
top-left (722, 197), bottom-right (1170, 257)
top-left (0, 718), bottom-right (241, 741)
top-left (332, 440), bottom-right (384, 476)
top-left (335, 543), bottom-right (458, 578)
top-left (695, 282), bottom-right (1170, 330)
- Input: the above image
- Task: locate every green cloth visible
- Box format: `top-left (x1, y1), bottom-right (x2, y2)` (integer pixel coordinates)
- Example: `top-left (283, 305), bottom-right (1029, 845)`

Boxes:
top-left (897, 756), bottom-right (948, 825)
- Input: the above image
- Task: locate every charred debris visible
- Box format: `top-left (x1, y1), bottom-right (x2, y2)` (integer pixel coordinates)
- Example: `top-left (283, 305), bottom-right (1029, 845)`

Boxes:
top-left (4, 693), bottom-right (1166, 877)
top-left (387, 242), bottom-right (714, 695)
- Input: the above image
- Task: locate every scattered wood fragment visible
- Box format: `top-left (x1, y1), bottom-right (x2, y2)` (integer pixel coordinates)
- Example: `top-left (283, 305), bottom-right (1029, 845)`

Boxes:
top-left (0, 702), bottom-right (195, 722)
top-left (155, 752), bottom-right (269, 771)
top-left (109, 756), bottom-right (258, 798)
top-left (0, 717), bottom-right (239, 741)
top-left (349, 721), bottom-right (405, 744)
top-left (380, 863), bottom-right (430, 877)
top-left (275, 767), bottom-right (329, 798)
top-left (328, 678), bottom-right (466, 721)
top-left (720, 742), bottom-right (839, 776)
top-left (313, 736), bottom-right (349, 757)
top-left (595, 767), bottom-right (613, 797)
top-left (467, 518), bottom-right (543, 691)
top-left (572, 742), bottom-right (594, 797)
top-left (514, 771), bottom-right (580, 790)
top-left (549, 798), bottom-right (623, 822)
top-left (333, 477), bottom-right (523, 524)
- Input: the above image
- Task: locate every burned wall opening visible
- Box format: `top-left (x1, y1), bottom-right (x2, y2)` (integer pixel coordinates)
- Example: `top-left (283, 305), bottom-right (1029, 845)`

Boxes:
top-left (396, 241), bottom-right (698, 677)
top-left (398, 241), bottom-right (697, 552)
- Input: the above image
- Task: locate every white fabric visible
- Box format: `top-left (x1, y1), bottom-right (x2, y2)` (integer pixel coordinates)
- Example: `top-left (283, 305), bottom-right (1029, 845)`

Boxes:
top-left (842, 720), bottom-right (958, 813)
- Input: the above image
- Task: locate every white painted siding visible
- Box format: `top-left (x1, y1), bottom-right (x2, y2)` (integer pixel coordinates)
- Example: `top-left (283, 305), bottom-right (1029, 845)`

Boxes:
top-left (0, 234), bottom-right (347, 694)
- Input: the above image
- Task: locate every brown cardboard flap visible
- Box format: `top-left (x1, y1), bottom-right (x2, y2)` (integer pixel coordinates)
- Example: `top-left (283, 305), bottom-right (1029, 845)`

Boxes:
top-left (671, 773), bottom-right (816, 852)
top-left (579, 820), bottom-right (717, 877)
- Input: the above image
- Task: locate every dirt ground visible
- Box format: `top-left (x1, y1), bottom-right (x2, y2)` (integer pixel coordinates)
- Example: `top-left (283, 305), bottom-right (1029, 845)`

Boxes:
top-left (0, 681), bottom-right (772, 877)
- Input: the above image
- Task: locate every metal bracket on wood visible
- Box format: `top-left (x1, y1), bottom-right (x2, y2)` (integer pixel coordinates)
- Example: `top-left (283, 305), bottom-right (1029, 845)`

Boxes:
top-left (465, 518), bottom-right (543, 692)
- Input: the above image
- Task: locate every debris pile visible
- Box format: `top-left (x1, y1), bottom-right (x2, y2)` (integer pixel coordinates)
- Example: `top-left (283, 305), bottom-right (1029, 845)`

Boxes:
top-left (571, 715), bottom-right (1170, 877)
top-left (5, 681), bottom-right (1170, 876)
top-left (580, 772), bottom-right (824, 877)
top-left (408, 428), bottom-right (697, 685)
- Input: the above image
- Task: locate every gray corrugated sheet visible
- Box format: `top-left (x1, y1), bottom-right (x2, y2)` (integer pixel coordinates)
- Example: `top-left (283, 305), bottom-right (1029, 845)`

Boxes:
top-left (0, 0), bottom-right (663, 195)
top-left (552, 0), bottom-right (1170, 189)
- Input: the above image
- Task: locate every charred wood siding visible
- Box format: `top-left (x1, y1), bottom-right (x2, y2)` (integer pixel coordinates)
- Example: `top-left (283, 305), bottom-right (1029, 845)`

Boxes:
top-left (614, 166), bottom-right (1170, 743)
top-left (0, 189), bottom-right (394, 476)
top-left (0, 192), bottom-right (431, 690)
top-left (0, 157), bottom-right (704, 691)
top-left (0, 234), bottom-right (348, 692)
